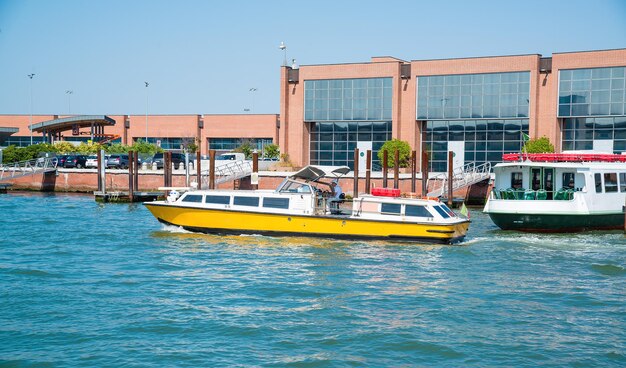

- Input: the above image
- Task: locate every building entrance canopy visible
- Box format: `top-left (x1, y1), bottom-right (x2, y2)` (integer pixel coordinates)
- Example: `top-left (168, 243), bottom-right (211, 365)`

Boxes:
top-left (29, 115), bottom-right (116, 144)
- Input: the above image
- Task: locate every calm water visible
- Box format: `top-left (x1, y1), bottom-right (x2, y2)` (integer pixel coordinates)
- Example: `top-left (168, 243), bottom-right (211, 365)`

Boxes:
top-left (0, 193), bottom-right (625, 367)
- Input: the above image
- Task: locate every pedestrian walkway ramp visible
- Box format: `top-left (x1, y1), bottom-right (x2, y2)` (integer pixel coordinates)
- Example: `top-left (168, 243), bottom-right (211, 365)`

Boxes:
top-left (427, 161), bottom-right (491, 198)
top-left (200, 160), bottom-right (252, 188)
top-left (0, 157), bottom-right (58, 182)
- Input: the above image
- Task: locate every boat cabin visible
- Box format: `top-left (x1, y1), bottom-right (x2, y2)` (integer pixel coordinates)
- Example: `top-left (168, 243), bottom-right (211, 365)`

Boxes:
top-left (492, 153), bottom-right (626, 201)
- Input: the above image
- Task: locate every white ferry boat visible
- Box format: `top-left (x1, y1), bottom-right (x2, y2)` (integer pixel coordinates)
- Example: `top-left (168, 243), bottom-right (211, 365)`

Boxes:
top-left (144, 165), bottom-right (470, 244)
top-left (483, 153), bottom-right (626, 232)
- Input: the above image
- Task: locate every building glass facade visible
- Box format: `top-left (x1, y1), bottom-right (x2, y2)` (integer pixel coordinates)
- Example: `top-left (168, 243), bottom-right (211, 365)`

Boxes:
top-left (208, 138), bottom-right (273, 152)
top-left (418, 72), bottom-right (531, 172)
top-left (305, 78), bottom-right (393, 169)
top-left (3, 136), bottom-right (45, 147)
top-left (310, 121), bottom-right (392, 168)
top-left (559, 67), bottom-right (626, 153)
top-left (558, 67), bottom-right (626, 117)
top-left (417, 72), bottom-right (530, 120)
top-left (562, 117), bottom-right (626, 152)
top-left (424, 119), bottom-right (529, 172)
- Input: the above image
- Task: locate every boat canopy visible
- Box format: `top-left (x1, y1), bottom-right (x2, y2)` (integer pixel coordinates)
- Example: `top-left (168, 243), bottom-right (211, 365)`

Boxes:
top-left (289, 165), bottom-right (350, 182)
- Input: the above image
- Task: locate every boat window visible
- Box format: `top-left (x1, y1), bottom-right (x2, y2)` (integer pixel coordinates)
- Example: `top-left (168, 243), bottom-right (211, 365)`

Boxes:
top-left (205, 195), bottom-right (231, 205)
top-left (181, 194), bottom-right (203, 203)
top-left (263, 197), bottom-right (290, 209)
top-left (279, 181), bottom-right (311, 193)
top-left (405, 205), bottom-right (433, 218)
top-left (233, 196), bottom-right (259, 207)
top-left (604, 173), bottom-right (618, 193)
top-left (511, 172), bottom-right (523, 189)
top-left (439, 203), bottom-right (456, 217)
top-left (594, 173), bottom-right (602, 193)
top-left (380, 203), bottom-right (401, 215)
top-left (531, 168), bottom-right (541, 190)
top-left (562, 172), bottom-right (575, 189)
top-left (433, 206), bottom-right (451, 219)
top-left (620, 173), bottom-right (626, 192)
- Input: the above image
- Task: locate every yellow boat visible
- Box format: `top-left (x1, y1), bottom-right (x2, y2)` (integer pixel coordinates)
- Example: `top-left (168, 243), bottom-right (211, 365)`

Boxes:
top-left (144, 166), bottom-right (470, 244)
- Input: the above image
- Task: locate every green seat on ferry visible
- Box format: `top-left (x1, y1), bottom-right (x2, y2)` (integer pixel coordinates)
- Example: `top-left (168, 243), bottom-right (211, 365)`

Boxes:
top-left (505, 188), bottom-right (516, 200)
top-left (524, 189), bottom-right (536, 200)
top-left (514, 188), bottom-right (526, 200)
top-left (536, 189), bottom-right (547, 200)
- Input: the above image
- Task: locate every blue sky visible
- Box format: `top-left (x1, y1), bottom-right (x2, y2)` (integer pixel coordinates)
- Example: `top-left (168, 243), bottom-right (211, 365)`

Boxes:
top-left (0, 0), bottom-right (624, 116)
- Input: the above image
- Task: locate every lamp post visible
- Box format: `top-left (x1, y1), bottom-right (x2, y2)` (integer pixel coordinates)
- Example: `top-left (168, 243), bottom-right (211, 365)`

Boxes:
top-left (279, 41), bottom-right (287, 67)
top-left (249, 88), bottom-right (257, 113)
top-left (28, 73), bottom-right (35, 145)
top-left (66, 90), bottom-right (73, 114)
top-left (144, 81), bottom-right (149, 143)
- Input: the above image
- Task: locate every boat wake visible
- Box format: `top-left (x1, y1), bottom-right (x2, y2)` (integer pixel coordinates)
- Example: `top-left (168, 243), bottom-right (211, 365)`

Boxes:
top-left (160, 224), bottom-right (194, 234)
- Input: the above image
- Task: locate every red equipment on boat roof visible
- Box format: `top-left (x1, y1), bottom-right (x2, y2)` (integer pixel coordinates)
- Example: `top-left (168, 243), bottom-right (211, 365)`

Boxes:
top-left (371, 187), bottom-right (401, 197)
top-left (502, 153), bottom-right (626, 163)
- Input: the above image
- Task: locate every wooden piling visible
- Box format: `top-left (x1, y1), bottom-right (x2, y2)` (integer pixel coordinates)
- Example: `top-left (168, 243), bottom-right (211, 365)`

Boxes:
top-left (133, 151), bottom-right (139, 191)
top-left (421, 151), bottom-right (429, 196)
top-left (252, 152), bottom-right (259, 190)
top-left (448, 151), bottom-right (453, 207)
top-left (365, 150), bottom-right (371, 194)
top-left (209, 149), bottom-right (216, 189)
top-left (97, 150), bottom-right (102, 192)
top-left (353, 148), bottom-right (359, 198)
top-left (383, 150), bottom-right (388, 188)
top-left (196, 151), bottom-right (201, 189)
top-left (128, 151), bottom-right (134, 202)
top-left (393, 149), bottom-right (399, 189)
top-left (411, 150), bottom-right (416, 193)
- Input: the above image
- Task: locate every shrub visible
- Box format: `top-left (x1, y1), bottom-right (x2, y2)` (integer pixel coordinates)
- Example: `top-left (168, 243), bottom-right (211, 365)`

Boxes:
top-left (263, 144), bottom-right (280, 159)
top-left (522, 137), bottom-right (554, 153)
top-left (377, 139), bottom-right (412, 168)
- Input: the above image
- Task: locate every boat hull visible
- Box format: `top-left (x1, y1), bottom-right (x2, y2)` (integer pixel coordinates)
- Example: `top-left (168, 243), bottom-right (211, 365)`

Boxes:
top-left (145, 203), bottom-right (469, 244)
top-left (487, 212), bottom-right (624, 232)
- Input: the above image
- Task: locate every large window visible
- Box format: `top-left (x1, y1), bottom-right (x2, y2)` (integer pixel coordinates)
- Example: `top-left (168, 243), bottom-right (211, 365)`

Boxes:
top-left (417, 72), bottom-right (530, 120)
top-left (558, 67), bottom-right (626, 117)
top-left (562, 116), bottom-right (626, 152)
top-left (310, 121), bottom-right (391, 169)
top-left (3, 136), bottom-right (46, 147)
top-left (424, 119), bottom-right (529, 172)
top-left (209, 138), bottom-right (273, 152)
top-left (304, 78), bottom-right (392, 122)
top-left (135, 137), bottom-right (193, 151)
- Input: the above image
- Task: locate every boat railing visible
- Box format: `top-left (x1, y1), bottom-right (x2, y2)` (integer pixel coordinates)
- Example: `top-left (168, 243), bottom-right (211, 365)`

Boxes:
top-left (427, 161), bottom-right (491, 198)
top-left (491, 187), bottom-right (577, 201)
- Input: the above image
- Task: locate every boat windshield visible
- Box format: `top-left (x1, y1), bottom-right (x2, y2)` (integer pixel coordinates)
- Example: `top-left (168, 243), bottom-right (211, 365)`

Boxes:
top-left (277, 179), bottom-right (313, 194)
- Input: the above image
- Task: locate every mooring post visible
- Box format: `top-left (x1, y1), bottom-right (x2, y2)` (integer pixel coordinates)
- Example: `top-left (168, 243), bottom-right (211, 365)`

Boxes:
top-left (252, 151), bottom-right (259, 190)
top-left (196, 151), bottom-right (201, 189)
top-left (421, 151), bottom-right (429, 196)
top-left (383, 150), bottom-right (388, 188)
top-left (448, 151), bottom-right (453, 207)
top-left (393, 149), bottom-right (399, 189)
top-left (97, 149), bottom-right (102, 193)
top-left (365, 150), bottom-right (371, 194)
top-left (209, 149), bottom-right (216, 189)
top-left (128, 151), bottom-right (134, 202)
top-left (133, 151), bottom-right (138, 191)
top-left (353, 148), bottom-right (359, 199)
top-left (411, 150), bottom-right (416, 193)
top-left (163, 152), bottom-right (169, 188)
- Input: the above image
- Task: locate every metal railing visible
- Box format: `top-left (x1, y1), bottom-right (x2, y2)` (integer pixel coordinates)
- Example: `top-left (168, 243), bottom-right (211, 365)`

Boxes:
top-left (427, 161), bottom-right (491, 198)
top-left (0, 157), bottom-right (58, 181)
top-left (200, 160), bottom-right (253, 187)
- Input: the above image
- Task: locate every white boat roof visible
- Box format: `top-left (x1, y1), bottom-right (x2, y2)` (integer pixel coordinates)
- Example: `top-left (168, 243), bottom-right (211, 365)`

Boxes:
top-left (494, 161), bottom-right (626, 170)
top-left (289, 165), bottom-right (351, 182)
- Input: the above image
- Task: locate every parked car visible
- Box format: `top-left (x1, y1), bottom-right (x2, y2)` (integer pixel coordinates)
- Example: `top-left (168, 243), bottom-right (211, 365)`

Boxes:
top-left (56, 155), bottom-right (71, 167)
top-left (106, 154), bottom-right (129, 169)
top-left (64, 155), bottom-right (88, 168)
top-left (150, 152), bottom-right (192, 169)
top-left (85, 155), bottom-right (98, 168)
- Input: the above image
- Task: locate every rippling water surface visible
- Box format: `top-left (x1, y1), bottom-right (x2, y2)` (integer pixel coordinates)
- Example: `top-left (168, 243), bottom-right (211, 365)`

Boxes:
top-left (0, 192), bottom-right (625, 367)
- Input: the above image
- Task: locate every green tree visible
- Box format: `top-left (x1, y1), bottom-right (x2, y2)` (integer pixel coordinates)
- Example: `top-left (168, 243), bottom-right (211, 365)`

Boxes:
top-left (377, 139), bottom-right (412, 168)
top-left (263, 143), bottom-right (280, 159)
top-left (522, 136), bottom-right (555, 153)
top-left (234, 140), bottom-right (254, 159)
top-left (130, 139), bottom-right (163, 155)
